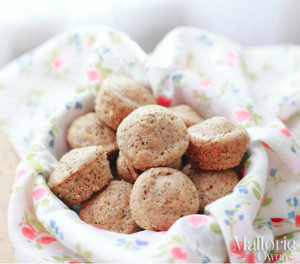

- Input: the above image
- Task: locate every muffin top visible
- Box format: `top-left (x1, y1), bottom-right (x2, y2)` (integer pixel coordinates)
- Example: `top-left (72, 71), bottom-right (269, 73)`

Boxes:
top-left (117, 105), bottom-right (189, 170)
top-left (168, 104), bottom-right (204, 127)
top-left (48, 145), bottom-right (106, 187)
top-left (116, 152), bottom-right (139, 184)
top-left (130, 168), bottom-right (199, 231)
top-left (182, 164), bottom-right (240, 211)
top-left (67, 112), bottom-right (117, 152)
top-left (188, 116), bottom-right (246, 141)
top-left (80, 180), bottom-right (140, 234)
top-left (95, 75), bottom-right (157, 130)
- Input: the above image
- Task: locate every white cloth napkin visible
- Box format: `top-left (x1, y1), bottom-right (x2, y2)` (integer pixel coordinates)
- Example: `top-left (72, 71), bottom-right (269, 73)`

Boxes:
top-left (1, 26), bottom-right (300, 263)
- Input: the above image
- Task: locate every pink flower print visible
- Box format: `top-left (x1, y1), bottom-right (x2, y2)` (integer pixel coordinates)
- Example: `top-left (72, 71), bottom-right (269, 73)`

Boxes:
top-left (170, 246), bottom-right (188, 260)
top-left (86, 39), bottom-right (93, 50)
top-left (21, 222), bottom-right (38, 240)
top-left (229, 240), bottom-right (246, 259)
top-left (36, 235), bottom-right (57, 245)
top-left (226, 51), bottom-right (240, 68)
top-left (245, 251), bottom-right (255, 263)
top-left (187, 215), bottom-right (208, 226)
top-left (295, 214), bottom-right (300, 227)
top-left (261, 194), bottom-right (268, 204)
top-left (158, 231), bottom-right (167, 235)
top-left (52, 57), bottom-right (64, 70)
top-left (185, 59), bottom-right (190, 69)
top-left (86, 68), bottom-right (102, 82)
top-left (90, 225), bottom-right (103, 232)
top-left (19, 220), bottom-right (56, 245)
top-left (157, 95), bottom-right (172, 107)
top-left (261, 141), bottom-right (272, 151)
top-left (63, 260), bottom-right (81, 264)
top-left (15, 168), bottom-right (29, 182)
top-left (271, 218), bottom-right (283, 228)
top-left (199, 76), bottom-right (215, 88)
top-left (32, 186), bottom-right (50, 201)
top-left (278, 127), bottom-right (291, 137)
top-left (235, 110), bottom-right (252, 122)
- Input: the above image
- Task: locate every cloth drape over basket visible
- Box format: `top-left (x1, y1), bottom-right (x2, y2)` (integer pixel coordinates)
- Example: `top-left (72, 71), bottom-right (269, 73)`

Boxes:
top-left (1, 26), bottom-right (300, 263)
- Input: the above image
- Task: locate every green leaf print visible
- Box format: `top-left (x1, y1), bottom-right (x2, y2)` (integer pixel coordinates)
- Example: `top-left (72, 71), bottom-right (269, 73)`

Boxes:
top-left (95, 61), bottom-right (113, 79)
top-left (154, 250), bottom-right (167, 258)
top-left (193, 90), bottom-right (209, 102)
top-left (157, 84), bottom-right (163, 95)
top-left (26, 153), bottom-right (43, 174)
top-left (262, 198), bottom-right (273, 206)
top-left (94, 84), bottom-right (101, 93)
top-left (76, 244), bottom-right (82, 255)
top-left (252, 180), bottom-right (261, 191)
top-left (52, 256), bottom-right (63, 261)
top-left (84, 251), bottom-right (92, 260)
top-left (75, 243), bottom-right (92, 260)
top-left (268, 174), bottom-right (290, 187)
top-left (101, 68), bottom-right (113, 77)
top-left (171, 235), bottom-right (182, 244)
top-left (41, 199), bottom-right (49, 207)
top-left (240, 60), bottom-right (257, 81)
top-left (24, 210), bottom-right (29, 222)
top-left (35, 244), bottom-right (42, 249)
top-left (76, 86), bottom-right (86, 93)
top-left (252, 187), bottom-right (261, 200)
top-left (210, 223), bottom-right (222, 235)
top-left (19, 90), bottom-right (45, 104)
top-left (246, 105), bottom-right (263, 124)
top-left (51, 255), bottom-right (79, 262)
top-left (13, 186), bottom-right (24, 194)
top-left (108, 31), bottom-right (123, 44)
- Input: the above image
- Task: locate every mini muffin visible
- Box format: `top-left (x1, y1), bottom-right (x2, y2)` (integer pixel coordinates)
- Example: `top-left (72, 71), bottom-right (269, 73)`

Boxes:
top-left (116, 152), bottom-right (139, 184)
top-left (116, 153), bottom-right (183, 184)
top-left (187, 116), bottom-right (249, 170)
top-left (95, 75), bottom-right (156, 130)
top-left (168, 156), bottom-right (182, 170)
top-left (117, 105), bottom-right (189, 171)
top-left (130, 168), bottom-right (199, 231)
top-left (48, 146), bottom-right (113, 206)
top-left (168, 104), bottom-right (204, 127)
top-left (80, 181), bottom-right (140, 234)
top-left (67, 112), bottom-right (118, 160)
top-left (182, 164), bottom-right (240, 211)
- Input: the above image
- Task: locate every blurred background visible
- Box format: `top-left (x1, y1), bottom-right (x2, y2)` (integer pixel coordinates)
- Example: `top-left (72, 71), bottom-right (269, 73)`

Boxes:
top-left (1, 0), bottom-right (300, 69)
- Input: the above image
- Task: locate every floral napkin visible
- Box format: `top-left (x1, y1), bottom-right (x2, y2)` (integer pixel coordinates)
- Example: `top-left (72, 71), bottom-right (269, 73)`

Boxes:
top-left (1, 26), bottom-right (299, 263)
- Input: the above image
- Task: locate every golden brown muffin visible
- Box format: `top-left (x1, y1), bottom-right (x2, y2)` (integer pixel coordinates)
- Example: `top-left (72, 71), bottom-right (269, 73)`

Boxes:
top-left (116, 152), bottom-right (139, 184)
top-left (116, 152), bottom-right (183, 184)
top-left (187, 116), bottom-right (249, 170)
top-left (95, 75), bottom-right (156, 130)
top-left (182, 164), bottom-right (240, 211)
top-left (169, 157), bottom-right (183, 170)
top-left (117, 105), bottom-right (189, 171)
top-left (168, 104), bottom-right (204, 127)
top-left (67, 112), bottom-right (118, 160)
top-left (80, 181), bottom-right (140, 234)
top-left (48, 146), bottom-right (113, 206)
top-left (130, 168), bottom-right (199, 231)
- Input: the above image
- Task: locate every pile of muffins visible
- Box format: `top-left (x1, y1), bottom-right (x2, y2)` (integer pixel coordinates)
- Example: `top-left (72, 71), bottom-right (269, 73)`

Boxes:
top-left (47, 75), bottom-right (249, 233)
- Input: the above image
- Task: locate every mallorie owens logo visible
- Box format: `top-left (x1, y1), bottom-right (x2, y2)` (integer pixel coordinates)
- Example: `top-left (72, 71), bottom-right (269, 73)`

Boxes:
top-left (232, 236), bottom-right (296, 262)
